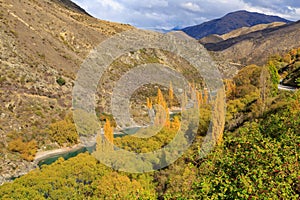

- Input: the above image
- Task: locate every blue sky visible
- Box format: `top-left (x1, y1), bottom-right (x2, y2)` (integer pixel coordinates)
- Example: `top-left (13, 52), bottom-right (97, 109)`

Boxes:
top-left (72, 0), bottom-right (300, 30)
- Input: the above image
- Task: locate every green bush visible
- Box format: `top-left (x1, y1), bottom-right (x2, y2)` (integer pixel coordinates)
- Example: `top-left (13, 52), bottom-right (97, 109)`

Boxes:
top-left (56, 77), bottom-right (66, 86)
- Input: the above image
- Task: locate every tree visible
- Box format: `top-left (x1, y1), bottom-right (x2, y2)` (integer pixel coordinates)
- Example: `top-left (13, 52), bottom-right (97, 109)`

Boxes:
top-left (49, 119), bottom-right (78, 147)
top-left (104, 119), bottom-right (114, 144)
top-left (171, 116), bottom-right (181, 130)
top-left (56, 77), bottom-right (66, 86)
top-left (259, 66), bottom-right (269, 114)
top-left (155, 88), bottom-right (170, 127)
top-left (203, 88), bottom-right (209, 104)
top-left (211, 89), bottom-right (226, 145)
top-left (95, 172), bottom-right (147, 199)
top-left (196, 90), bottom-right (203, 107)
top-left (224, 79), bottom-right (236, 99)
top-left (181, 91), bottom-right (188, 110)
top-left (146, 97), bottom-right (153, 109)
top-left (296, 78), bottom-right (300, 87)
top-left (156, 88), bottom-right (167, 109)
top-left (8, 138), bottom-right (37, 161)
top-left (283, 53), bottom-right (292, 63)
top-left (169, 82), bottom-right (174, 108)
top-left (267, 61), bottom-right (280, 96)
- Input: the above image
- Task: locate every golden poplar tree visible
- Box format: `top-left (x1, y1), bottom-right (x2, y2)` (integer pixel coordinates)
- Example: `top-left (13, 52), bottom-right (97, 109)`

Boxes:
top-left (104, 119), bottom-right (114, 144)
top-left (181, 91), bottom-right (188, 110)
top-left (165, 107), bottom-right (170, 128)
top-left (225, 79), bottom-right (236, 98)
top-left (211, 89), bottom-right (225, 145)
top-left (169, 82), bottom-right (174, 108)
top-left (203, 88), bottom-right (209, 104)
top-left (157, 88), bottom-right (167, 109)
top-left (146, 97), bottom-right (153, 109)
top-left (155, 88), bottom-right (170, 127)
top-left (196, 90), bottom-right (203, 107)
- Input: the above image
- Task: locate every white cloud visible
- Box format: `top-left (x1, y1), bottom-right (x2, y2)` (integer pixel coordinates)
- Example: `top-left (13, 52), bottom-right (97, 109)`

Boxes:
top-left (72, 0), bottom-right (300, 30)
top-left (95, 0), bottom-right (123, 11)
top-left (181, 2), bottom-right (202, 12)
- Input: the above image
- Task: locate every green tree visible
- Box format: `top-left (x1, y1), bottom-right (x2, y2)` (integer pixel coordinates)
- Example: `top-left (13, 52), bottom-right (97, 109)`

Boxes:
top-left (296, 78), bottom-right (300, 87)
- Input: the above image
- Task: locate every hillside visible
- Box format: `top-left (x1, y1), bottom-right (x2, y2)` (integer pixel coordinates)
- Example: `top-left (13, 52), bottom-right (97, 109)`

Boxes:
top-left (205, 20), bottom-right (300, 66)
top-left (200, 22), bottom-right (286, 44)
top-left (0, 0), bottom-right (210, 183)
top-left (0, 0), bottom-right (132, 183)
top-left (276, 48), bottom-right (300, 87)
top-left (182, 10), bottom-right (291, 39)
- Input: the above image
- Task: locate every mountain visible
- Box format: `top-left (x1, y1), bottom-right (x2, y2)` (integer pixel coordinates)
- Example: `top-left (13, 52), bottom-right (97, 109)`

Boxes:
top-left (0, 0), bottom-right (132, 183)
top-left (200, 22), bottom-right (286, 44)
top-left (0, 0), bottom-right (206, 183)
top-left (219, 21), bottom-right (286, 40)
top-left (182, 10), bottom-right (291, 39)
top-left (53, 0), bottom-right (91, 15)
top-left (204, 20), bottom-right (300, 66)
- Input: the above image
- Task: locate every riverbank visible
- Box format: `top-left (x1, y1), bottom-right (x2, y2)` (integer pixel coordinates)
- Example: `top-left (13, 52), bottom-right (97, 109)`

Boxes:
top-left (34, 144), bottom-right (85, 163)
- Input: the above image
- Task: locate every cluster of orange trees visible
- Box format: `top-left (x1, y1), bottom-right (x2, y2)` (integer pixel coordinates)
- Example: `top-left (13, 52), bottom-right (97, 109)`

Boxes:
top-left (146, 82), bottom-right (211, 130)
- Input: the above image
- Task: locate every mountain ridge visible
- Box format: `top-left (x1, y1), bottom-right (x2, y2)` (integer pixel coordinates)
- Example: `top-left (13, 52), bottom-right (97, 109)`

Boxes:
top-left (205, 20), bottom-right (300, 65)
top-left (182, 10), bottom-right (291, 39)
top-left (52, 0), bottom-right (91, 16)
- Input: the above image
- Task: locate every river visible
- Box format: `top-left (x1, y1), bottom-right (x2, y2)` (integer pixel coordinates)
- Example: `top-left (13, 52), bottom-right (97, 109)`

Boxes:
top-left (35, 107), bottom-right (185, 168)
top-left (35, 127), bottom-right (143, 167)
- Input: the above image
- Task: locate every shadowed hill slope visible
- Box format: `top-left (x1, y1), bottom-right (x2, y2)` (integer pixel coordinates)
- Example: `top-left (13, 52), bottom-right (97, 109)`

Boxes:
top-left (206, 21), bottom-right (300, 66)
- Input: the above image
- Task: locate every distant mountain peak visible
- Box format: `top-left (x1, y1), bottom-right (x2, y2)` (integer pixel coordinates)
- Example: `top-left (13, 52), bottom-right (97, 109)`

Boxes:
top-left (225, 10), bottom-right (255, 15)
top-left (182, 10), bottom-right (292, 39)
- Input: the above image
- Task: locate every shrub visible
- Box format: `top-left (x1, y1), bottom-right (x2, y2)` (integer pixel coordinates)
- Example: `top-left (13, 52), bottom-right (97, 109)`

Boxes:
top-left (56, 77), bottom-right (66, 86)
top-left (8, 138), bottom-right (37, 161)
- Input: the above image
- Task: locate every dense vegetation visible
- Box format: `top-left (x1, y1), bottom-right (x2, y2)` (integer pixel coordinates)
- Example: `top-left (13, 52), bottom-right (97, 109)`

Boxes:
top-left (276, 47), bottom-right (300, 87)
top-left (0, 50), bottom-right (299, 199)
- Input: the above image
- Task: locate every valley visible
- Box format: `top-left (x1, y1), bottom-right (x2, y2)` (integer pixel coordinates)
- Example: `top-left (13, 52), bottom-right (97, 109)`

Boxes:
top-left (0, 0), bottom-right (299, 199)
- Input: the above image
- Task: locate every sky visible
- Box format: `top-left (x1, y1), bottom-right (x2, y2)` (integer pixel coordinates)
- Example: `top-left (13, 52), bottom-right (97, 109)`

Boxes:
top-left (72, 0), bottom-right (300, 30)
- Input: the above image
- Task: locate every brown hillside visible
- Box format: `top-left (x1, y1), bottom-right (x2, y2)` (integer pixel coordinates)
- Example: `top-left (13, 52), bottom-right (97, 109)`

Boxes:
top-left (205, 21), bottom-right (300, 66)
top-left (0, 0), bottom-right (132, 182)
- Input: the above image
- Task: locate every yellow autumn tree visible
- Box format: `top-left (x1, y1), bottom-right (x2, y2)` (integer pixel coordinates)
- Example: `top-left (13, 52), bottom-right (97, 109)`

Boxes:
top-left (171, 116), bottom-right (181, 130)
top-left (155, 88), bottom-right (170, 127)
top-left (8, 138), bottom-right (37, 161)
top-left (196, 90), bottom-right (203, 107)
top-left (169, 82), bottom-right (174, 108)
top-left (104, 119), bottom-right (114, 144)
top-left (165, 108), bottom-right (170, 128)
top-left (146, 97), bottom-right (153, 109)
top-left (203, 88), bottom-right (209, 104)
top-left (211, 89), bottom-right (226, 145)
top-left (157, 88), bottom-right (167, 109)
top-left (181, 91), bottom-right (188, 110)
top-left (224, 79), bottom-right (236, 99)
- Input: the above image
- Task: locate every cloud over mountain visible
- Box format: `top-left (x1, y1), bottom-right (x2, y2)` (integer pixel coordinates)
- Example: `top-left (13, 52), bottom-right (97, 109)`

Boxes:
top-left (72, 0), bottom-right (300, 30)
